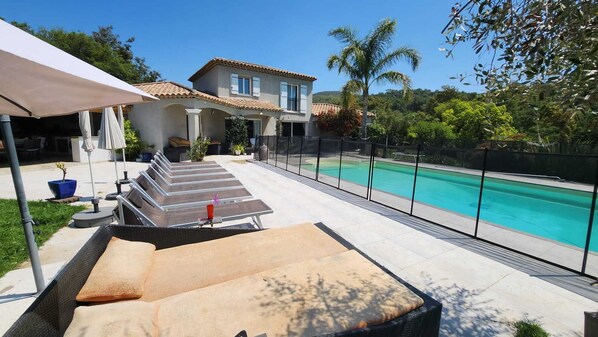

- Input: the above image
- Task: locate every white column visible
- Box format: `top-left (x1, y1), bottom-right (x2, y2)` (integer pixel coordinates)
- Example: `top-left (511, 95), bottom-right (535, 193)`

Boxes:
top-left (185, 108), bottom-right (202, 141)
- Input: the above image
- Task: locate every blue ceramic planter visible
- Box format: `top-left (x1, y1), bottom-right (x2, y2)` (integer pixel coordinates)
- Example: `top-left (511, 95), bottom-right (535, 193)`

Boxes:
top-left (48, 179), bottom-right (77, 199)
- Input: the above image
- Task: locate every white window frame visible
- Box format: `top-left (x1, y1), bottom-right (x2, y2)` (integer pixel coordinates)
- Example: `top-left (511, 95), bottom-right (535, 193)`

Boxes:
top-left (237, 76), bottom-right (251, 96)
top-left (286, 84), bottom-right (299, 112)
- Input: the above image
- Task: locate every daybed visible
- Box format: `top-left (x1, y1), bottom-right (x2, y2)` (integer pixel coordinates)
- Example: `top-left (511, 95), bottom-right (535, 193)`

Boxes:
top-left (5, 224), bottom-right (442, 337)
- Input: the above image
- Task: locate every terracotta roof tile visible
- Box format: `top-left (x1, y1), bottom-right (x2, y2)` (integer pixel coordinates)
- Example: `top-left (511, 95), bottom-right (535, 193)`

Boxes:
top-left (188, 58), bottom-right (317, 82)
top-left (312, 103), bottom-right (374, 117)
top-left (134, 81), bottom-right (197, 99)
top-left (134, 81), bottom-right (283, 112)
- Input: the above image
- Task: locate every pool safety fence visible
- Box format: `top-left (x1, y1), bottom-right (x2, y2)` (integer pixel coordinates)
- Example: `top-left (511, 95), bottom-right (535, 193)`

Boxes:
top-left (256, 135), bottom-right (598, 278)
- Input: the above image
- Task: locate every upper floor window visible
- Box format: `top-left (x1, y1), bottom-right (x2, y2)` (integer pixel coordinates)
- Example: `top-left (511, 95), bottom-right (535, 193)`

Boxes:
top-left (238, 77), bottom-right (251, 95)
top-left (231, 73), bottom-right (260, 97)
top-left (287, 84), bottom-right (298, 111)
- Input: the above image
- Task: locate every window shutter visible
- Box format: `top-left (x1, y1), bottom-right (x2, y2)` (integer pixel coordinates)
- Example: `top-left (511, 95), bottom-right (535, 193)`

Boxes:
top-left (300, 85), bottom-right (307, 113)
top-left (280, 81), bottom-right (287, 108)
top-left (230, 73), bottom-right (238, 95)
top-left (252, 77), bottom-right (260, 97)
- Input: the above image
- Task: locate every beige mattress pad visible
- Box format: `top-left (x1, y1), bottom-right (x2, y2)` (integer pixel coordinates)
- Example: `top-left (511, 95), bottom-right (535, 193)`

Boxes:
top-left (139, 223), bottom-right (348, 301)
top-left (157, 250), bottom-right (425, 337)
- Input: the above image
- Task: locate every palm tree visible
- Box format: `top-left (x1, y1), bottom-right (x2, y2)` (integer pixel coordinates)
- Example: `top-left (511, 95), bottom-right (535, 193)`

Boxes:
top-left (327, 19), bottom-right (421, 138)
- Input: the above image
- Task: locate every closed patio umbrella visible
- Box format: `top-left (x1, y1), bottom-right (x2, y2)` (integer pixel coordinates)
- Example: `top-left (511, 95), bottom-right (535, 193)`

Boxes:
top-left (78, 111), bottom-right (97, 200)
top-left (0, 19), bottom-right (157, 292)
top-left (117, 105), bottom-right (128, 180)
top-left (98, 107), bottom-right (126, 197)
top-left (98, 107), bottom-right (126, 168)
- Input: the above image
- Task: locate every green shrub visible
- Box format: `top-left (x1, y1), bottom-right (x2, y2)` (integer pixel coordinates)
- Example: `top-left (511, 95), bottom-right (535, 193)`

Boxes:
top-left (188, 136), bottom-right (211, 162)
top-left (512, 319), bottom-right (549, 337)
top-left (225, 116), bottom-right (248, 148)
top-left (123, 120), bottom-right (145, 160)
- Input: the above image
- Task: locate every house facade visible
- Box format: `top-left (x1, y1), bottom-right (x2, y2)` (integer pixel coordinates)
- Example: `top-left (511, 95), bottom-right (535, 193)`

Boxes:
top-left (129, 58), bottom-right (316, 153)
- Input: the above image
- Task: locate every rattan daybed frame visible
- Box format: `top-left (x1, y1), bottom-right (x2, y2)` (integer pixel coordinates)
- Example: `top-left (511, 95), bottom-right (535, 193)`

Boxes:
top-left (5, 224), bottom-right (441, 337)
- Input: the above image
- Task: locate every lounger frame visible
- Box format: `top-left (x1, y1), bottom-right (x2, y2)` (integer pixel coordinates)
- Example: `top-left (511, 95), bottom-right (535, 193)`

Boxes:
top-left (5, 224), bottom-right (442, 337)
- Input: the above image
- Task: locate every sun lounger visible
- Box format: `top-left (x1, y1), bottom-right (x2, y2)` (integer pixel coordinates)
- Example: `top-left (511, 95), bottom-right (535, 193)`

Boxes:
top-left (149, 162), bottom-right (228, 181)
top-left (130, 179), bottom-right (252, 210)
top-left (5, 224), bottom-right (442, 337)
top-left (155, 151), bottom-right (220, 170)
top-left (138, 171), bottom-right (243, 196)
top-left (116, 188), bottom-right (271, 228)
top-left (146, 165), bottom-right (234, 184)
top-left (152, 159), bottom-right (224, 175)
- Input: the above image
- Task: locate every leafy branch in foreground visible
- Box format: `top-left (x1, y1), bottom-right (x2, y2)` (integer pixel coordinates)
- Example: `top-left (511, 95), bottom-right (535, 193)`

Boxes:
top-left (443, 0), bottom-right (597, 113)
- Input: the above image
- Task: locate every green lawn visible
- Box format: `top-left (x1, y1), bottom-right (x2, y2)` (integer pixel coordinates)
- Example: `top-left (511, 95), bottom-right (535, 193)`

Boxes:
top-left (0, 199), bottom-right (86, 278)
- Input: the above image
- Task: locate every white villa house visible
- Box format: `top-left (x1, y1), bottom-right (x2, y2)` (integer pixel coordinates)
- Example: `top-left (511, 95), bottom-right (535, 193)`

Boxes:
top-left (129, 58), bottom-right (317, 157)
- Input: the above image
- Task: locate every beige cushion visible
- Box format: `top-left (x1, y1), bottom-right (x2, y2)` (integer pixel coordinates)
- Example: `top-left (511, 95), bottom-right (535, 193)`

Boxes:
top-left (157, 250), bottom-right (424, 337)
top-left (64, 301), bottom-right (158, 337)
top-left (139, 223), bottom-right (348, 301)
top-left (168, 137), bottom-right (190, 148)
top-left (76, 238), bottom-right (156, 302)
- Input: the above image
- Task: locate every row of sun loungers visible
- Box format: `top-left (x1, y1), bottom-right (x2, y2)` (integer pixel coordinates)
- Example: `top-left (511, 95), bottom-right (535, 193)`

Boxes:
top-left (114, 151), bottom-right (273, 229)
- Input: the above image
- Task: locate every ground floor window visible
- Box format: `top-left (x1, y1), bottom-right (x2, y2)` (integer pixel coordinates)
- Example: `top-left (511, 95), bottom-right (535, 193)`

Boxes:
top-left (225, 117), bottom-right (262, 145)
top-left (281, 122), bottom-right (305, 137)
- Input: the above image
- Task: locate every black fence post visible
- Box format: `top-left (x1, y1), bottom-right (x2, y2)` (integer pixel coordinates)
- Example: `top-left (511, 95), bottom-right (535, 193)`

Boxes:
top-left (275, 136), bottom-right (279, 168)
top-left (338, 139), bottom-right (344, 189)
top-left (285, 136), bottom-right (290, 171)
top-left (410, 144), bottom-right (421, 215)
top-left (581, 158), bottom-right (598, 274)
top-left (298, 136), bottom-right (304, 176)
top-left (367, 142), bottom-right (376, 200)
top-left (315, 138), bottom-right (322, 181)
top-left (265, 136), bottom-right (269, 165)
top-left (474, 148), bottom-right (489, 238)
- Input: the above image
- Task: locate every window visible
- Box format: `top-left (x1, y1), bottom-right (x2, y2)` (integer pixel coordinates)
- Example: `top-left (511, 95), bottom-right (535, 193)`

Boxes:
top-left (287, 84), bottom-right (298, 111)
top-left (281, 122), bottom-right (305, 137)
top-left (238, 77), bottom-right (251, 95)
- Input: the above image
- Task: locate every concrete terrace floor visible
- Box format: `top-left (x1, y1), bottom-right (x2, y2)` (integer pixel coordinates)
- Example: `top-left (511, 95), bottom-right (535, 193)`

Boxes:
top-left (0, 155), bottom-right (596, 336)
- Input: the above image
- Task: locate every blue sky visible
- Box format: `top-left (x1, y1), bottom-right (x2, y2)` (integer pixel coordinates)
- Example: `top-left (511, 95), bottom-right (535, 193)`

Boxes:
top-left (4, 0), bottom-right (486, 94)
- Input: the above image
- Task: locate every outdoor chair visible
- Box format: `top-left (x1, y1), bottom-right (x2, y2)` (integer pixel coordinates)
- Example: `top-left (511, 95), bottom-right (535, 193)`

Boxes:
top-left (155, 151), bottom-right (220, 170)
top-left (146, 165), bottom-right (234, 184)
top-left (149, 160), bottom-right (227, 179)
top-left (138, 171), bottom-right (243, 195)
top-left (130, 179), bottom-right (252, 210)
top-left (154, 154), bottom-right (221, 171)
top-left (152, 158), bottom-right (223, 175)
top-left (16, 138), bottom-right (41, 161)
top-left (115, 188), bottom-right (271, 228)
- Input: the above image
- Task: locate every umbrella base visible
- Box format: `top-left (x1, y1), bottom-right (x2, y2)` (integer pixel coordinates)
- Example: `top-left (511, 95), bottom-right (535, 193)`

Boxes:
top-left (72, 207), bottom-right (114, 228)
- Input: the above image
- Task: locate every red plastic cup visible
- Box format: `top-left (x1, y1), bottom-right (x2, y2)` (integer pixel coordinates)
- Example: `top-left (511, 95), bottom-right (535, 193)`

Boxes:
top-left (206, 204), bottom-right (214, 220)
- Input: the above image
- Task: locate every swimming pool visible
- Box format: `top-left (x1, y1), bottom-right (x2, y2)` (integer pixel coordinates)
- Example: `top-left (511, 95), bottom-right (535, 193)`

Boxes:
top-left (316, 160), bottom-right (597, 251)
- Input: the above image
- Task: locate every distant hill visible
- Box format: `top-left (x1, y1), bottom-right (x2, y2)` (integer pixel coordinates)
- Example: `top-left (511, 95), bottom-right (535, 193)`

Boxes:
top-left (314, 91), bottom-right (341, 104)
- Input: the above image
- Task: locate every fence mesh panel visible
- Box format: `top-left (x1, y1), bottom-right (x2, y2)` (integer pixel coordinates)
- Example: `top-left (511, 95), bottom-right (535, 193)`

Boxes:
top-left (254, 136), bottom-right (598, 277)
top-left (480, 152), bottom-right (597, 272)
top-left (317, 139), bottom-right (342, 187)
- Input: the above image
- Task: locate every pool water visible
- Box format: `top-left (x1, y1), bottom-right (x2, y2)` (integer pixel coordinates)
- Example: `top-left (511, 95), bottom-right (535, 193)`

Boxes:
top-left (316, 160), bottom-right (596, 251)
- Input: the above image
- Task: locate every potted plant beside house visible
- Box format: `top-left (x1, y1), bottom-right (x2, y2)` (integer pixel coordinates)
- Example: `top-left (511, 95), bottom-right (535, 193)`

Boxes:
top-left (188, 136), bottom-right (211, 162)
top-left (47, 162), bottom-right (77, 199)
top-left (233, 144), bottom-right (245, 156)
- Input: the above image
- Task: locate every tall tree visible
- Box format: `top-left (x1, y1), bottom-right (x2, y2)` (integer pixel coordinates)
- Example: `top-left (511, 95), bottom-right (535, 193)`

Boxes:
top-left (327, 19), bottom-right (421, 138)
top-left (11, 21), bottom-right (161, 83)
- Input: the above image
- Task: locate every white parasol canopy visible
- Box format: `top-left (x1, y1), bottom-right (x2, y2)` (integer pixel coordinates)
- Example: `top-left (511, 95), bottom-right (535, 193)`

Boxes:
top-left (0, 19), bottom-right (158, 292)
top-left (0, 20), bottom-right (156, 117)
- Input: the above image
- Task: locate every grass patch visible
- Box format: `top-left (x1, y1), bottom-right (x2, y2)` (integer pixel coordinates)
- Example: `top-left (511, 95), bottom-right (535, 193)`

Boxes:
top-left (0, 199), bottom-right (85, 278)
top-left (512, 319), bottom-right (550, 337)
